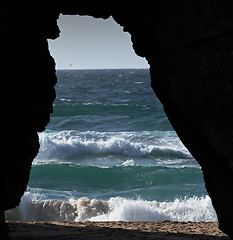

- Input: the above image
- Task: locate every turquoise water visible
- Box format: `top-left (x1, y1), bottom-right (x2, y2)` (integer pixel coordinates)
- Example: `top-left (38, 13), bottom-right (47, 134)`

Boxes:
top-left (6, 69), bottom-right (217, 222)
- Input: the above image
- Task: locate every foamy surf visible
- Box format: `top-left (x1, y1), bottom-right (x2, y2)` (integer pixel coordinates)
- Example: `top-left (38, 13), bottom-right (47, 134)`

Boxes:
top-left (35, 130), bottom-right (193, 167)
top-left (5, 193), bottom-right (217, 222)
top-left (7, 69), bottom-right (209, 225)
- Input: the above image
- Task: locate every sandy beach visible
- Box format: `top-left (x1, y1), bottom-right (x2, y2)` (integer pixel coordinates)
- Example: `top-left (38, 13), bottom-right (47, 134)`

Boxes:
top-left (7, 221), bottom-right (230, 240)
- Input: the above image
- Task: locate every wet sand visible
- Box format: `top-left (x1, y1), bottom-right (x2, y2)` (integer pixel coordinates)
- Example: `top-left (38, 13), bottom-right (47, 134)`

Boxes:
top-left (7, 221), bottom-right (230, 240)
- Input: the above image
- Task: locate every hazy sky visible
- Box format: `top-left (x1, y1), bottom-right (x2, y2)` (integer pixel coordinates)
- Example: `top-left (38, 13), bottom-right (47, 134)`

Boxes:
top-left (48, 15), bottom-right (149, 69)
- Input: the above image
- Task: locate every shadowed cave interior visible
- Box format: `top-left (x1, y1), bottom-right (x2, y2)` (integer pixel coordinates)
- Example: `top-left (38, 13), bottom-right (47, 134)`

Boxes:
top-left (1, 2), bottom-right (233, 239)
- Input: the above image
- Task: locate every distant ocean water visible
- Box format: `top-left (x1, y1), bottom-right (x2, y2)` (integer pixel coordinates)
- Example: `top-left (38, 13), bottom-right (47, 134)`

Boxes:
top-left (6, 69), bottom-right (217, 222)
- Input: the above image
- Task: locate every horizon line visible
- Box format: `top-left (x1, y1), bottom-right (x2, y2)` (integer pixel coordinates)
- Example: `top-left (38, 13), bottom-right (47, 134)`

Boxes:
top-left (55, 67), bottom-right (150, 70)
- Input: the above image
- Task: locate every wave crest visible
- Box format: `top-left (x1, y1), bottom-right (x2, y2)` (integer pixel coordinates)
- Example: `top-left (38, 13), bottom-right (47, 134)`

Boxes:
top-left (35, 130), bottom-right (192, 164)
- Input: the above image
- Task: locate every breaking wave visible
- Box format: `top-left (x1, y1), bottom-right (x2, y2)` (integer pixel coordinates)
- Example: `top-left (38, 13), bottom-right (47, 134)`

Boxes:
top-left (6, 193), bottom-right (217, 222)
top-left (35, 130), bottom-right (192, 165)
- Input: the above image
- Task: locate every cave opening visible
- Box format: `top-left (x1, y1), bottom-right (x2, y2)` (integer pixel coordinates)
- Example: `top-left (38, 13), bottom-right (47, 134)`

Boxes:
top-left (2, 3), bottom-right (233, 238)
top-left (6, 14), bottom-right (213, 223)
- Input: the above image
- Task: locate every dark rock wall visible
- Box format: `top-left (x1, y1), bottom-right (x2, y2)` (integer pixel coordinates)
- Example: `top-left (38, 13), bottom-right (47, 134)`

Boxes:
top-left (146, 2), bottom-right (233, 236)
top-left (0, 3), bottom-right (57, 210)
top-left (1, 1), bottom-right (233, 238)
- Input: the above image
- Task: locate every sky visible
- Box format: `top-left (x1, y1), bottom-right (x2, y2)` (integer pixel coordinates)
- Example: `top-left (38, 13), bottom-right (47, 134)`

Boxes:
top-left (48, 15), bottom-right (149, 69)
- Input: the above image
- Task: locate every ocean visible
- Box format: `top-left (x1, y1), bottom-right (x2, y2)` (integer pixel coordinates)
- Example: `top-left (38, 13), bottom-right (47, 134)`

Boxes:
top-left (6, 69), bottom-right (217, 222)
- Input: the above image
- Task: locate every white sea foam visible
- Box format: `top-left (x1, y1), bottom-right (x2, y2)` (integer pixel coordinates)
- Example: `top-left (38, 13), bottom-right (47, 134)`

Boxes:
top-left (121, 159), bottom-right (139, 167)
top-left (5, 193), bottom-right (217, 222)
top-left (60, 98), bottom-right (71, 102)
top-left (90, 196), bottom-right (217, 222)
top-left (35, 130), bottom-right (193, 166)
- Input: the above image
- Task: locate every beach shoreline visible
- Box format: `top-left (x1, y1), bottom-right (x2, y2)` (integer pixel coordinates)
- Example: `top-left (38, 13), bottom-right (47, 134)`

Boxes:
top-left (7, 220), bottom-right (230, 239)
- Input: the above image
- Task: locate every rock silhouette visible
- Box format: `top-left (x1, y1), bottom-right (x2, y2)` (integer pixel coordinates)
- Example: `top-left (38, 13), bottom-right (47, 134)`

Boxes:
top-left (1, 1), bottom-right (233, 239)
